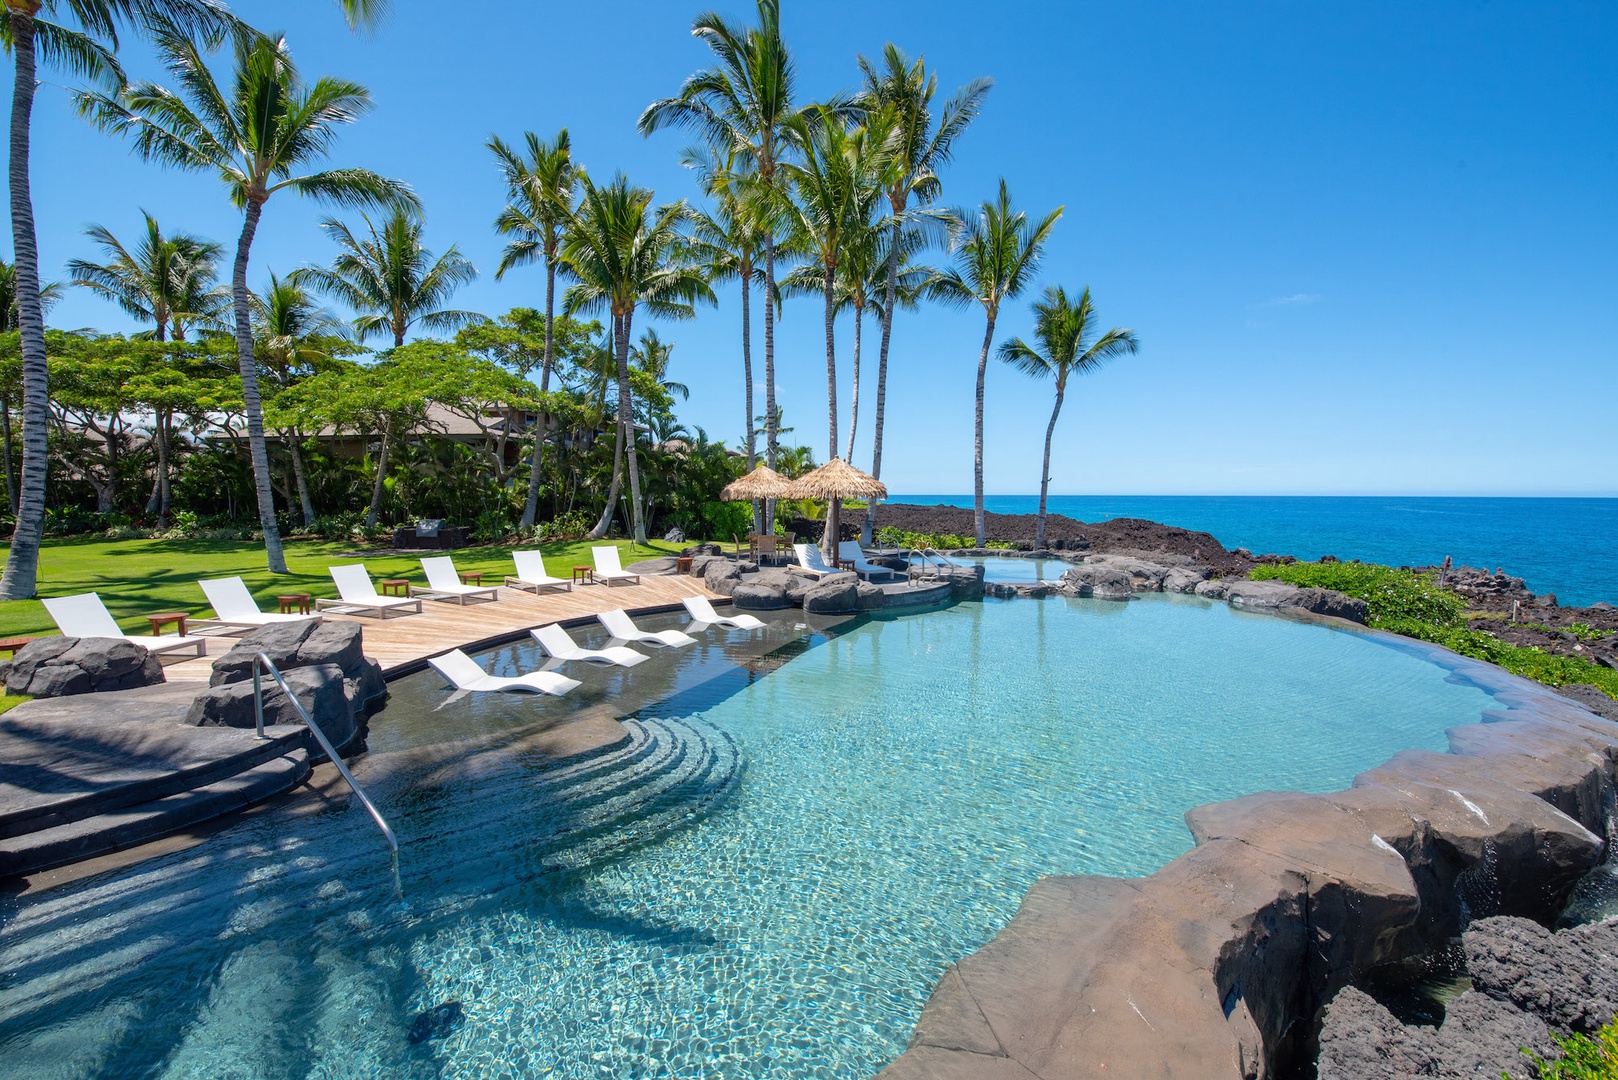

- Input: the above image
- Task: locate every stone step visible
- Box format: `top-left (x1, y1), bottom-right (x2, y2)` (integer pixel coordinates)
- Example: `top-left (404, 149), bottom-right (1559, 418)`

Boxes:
top-left (0, 750), bottom-right (312, 878)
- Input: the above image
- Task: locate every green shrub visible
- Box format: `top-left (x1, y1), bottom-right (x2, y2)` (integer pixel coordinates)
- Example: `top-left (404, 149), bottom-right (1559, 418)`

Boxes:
top-left (1523, 1015), bottom-right (1618, 1078)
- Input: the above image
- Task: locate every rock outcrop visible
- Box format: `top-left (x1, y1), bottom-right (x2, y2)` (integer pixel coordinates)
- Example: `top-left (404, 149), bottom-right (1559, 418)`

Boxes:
top-left (730, 581), bottom-right (792, 610)
top-left (3, 637), bottom-right (164, 697)
top-left (803, 573), bottom-right (860, 614)
top-left (1057, 564), bottom-right (1134, 600)
top-left (703, 558), bottom-right (742, 597)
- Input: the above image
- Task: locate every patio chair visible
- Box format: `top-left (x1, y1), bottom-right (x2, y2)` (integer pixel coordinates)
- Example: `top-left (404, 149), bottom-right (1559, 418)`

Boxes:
top-left (416, 556), bottom-right (501, 605)
top-left (837, 541), bottom-right (900, 582)
top-left (591, 546), bottom-right (641, 587)
top-left (681, 594), bottom-right (765, 632)
top-left (530, 623), bottom-right (648, 668)
top-left (505, 550), bottom-right (572, 594)
top-left (42, 592), bottom-right (208, 657)
top-left (597, 608), bottom-right (696, 649)
top-left (790, 543), bottom-right (839, 580)
top-left (427, 649), bottom-right (579, 697)
top-left (316, 564), bottom-right (423, 618)
top-left (194, 576), bottom-right (322, 633)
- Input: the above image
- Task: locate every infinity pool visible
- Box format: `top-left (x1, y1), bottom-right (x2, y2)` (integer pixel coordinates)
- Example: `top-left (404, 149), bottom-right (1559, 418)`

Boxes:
top-left (0, 595), bottom-right (1501, 1078)
top-left (969, 554), bottom-right (1064, 583)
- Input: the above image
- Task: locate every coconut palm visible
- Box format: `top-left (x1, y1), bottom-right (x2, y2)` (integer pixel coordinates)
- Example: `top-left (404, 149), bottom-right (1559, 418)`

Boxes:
top-left (0, 260), bottom-right (60, 516)
top-left (0, 0), bottom-right (234, 598)
top-left (67, 212), bottom-right (224, 340)
top-left (930, 179), bottom-right (1062, 546)
top-left (631, 327), bottom-right (689, 408)
top-left (857, 47), bottom-right (990, 542)
top-left (559, 173), bottom-right (713, 545)
top-left (489, 128), bottom-right (575, 528)
top-left (252, 271), bottom-right (345, 526)
top-left (998, 286), bottom-right (1138, 549)
top-left (77, 28), bottom-right (416, 573)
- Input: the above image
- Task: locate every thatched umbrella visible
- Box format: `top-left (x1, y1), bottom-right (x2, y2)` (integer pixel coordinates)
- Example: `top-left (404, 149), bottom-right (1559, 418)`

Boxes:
top-left (785, 458), bottom-right (887, 555)
top-left (720, 463), bottom-right (794, 502)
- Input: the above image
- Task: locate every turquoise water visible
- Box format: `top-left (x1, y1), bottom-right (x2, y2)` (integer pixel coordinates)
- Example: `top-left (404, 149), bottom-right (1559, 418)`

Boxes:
top-left (893, 495), bottom-right (1618, 606)
top-left (0, 598), bottom-right (1500, 1078)
top-left (972, 555), bottom-right (1064, 583)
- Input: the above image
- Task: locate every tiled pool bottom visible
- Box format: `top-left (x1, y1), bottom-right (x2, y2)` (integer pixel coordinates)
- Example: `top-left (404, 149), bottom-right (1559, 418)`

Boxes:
top-left (0, 596), bottom-right (1500, 1078)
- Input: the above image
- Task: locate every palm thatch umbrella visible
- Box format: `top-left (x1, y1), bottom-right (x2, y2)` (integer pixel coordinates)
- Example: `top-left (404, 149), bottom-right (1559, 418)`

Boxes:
top-left (785, 458), bottom-right (887, 554)
top-left (720, 463), bottom-right (794, 502)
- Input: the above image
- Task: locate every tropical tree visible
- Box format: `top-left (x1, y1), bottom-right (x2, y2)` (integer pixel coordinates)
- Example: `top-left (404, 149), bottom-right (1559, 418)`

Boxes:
top-left (489, 128), bottom-right (575, 528)
top-left (930, 179), bottom-right (1062, 546)
top-left (0, 0), bottom-right (234, 598)
top-left (0, 260), bottom-right (61, 514)
top-left (559, 173), bottom-right (713, 545)
top-left (77, 28), bottom-right (417, 572)
top-left (295, 208), bottom-right (480, 347)
top-left (998, 286), bottom-right (1138, 548)
top-left (67, 212), bottom-right (224, 340)
top-left (857, 48), bottom-right (990, 542)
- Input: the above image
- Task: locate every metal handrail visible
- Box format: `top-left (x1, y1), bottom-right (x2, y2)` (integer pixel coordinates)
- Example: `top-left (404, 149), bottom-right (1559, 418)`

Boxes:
top-left (901, 546), bottom-right (959, 585)
top-left (253, 652), bottom-right (398, 853)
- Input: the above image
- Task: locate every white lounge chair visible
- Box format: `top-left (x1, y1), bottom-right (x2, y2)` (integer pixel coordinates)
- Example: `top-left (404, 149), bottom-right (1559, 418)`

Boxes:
top-left (416, 556), bottom-right (500, 605)
top-left (505, 550), bottom-right (571, 594)
top-left (597, 608), bottom-right (696, 649)
top-left (316, 564), bottom-right (423, 618)
top-left (427, 649), bottom-right (580, 697)
top-left (194, 576), bottom-right (322, 633)
top-left (42, 592), bottom-right (208, 657)
top-left (591, 545), bottom-right (641, 587)
top-left (530, 623), bottom-right (647, 668)
top-left (837, 541), bottom-right (900, 582)
top-left (681, 594), bottom-right (765, 632)
top-left (790, 543), bottom-right (839, 579)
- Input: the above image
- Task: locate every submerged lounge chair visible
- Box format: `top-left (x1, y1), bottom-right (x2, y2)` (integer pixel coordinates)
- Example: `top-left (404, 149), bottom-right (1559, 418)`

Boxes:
top-left (317, 564), bottom-right (423, 618)
top-left (505, 550), bottom-right (571, 594)
top-left (427, 649), bottom-right (579, 696)
top-left (195, 576), bottom-right (322, 633)
top-left (530, 623), bottom-right (647, 668)
top-left (681, 594), bottom-right (765, 632)
top-left (42, 592), bottom-right (208, 657)
top-left (591, 546), bottom-right (641, 587)
top-left (416, 556), bottom-right (501, 605)
top-left (598, 608), bottom-right (696, 649)
top-left (790, 543), bottom-right (839, 580)
top-left (837, 541), bottom-right (900, 582)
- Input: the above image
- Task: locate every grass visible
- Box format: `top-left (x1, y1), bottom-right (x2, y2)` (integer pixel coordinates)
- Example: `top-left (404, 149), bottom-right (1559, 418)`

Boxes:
top-left (0, 693), bottom-right (28, 715)
top-left (0, 535), bottom-right (682, 639)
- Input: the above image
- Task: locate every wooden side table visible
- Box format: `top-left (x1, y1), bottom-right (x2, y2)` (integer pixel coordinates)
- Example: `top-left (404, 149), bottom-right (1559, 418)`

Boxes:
top-left (277, 593), bottom-right (312, 615)
top-left (571, 565), bottom-right (594, 585)
top-left (380, 579), bottom-right (411, 597)
top-left (675, 556), bottom-right (694, 574)
top-left (458, 571), bottom-right (484, 585)
top-left (146, 611), bottom-right (190, 637)
top-left (0, 636), bottom-right (36, 657)
top-left (836, 559), bottom-right (857, 572)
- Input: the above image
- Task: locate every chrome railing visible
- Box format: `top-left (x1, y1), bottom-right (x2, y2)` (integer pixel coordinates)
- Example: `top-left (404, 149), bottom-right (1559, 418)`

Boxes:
top-left (901, 547), bottom-right (959, 584)
top-left (253, 652), bottom-right (398, 854)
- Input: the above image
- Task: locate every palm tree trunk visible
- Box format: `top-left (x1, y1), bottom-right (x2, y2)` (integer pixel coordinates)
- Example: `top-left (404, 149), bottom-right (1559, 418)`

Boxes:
top-left (231, 198), bottom-right (289, 573)
top-left (520, 258), bottom-right (557, 528)
top-left (620, 309), bottom-right (646, 546)
top-left (1037, 381), bottom-right (1065, 551)
top-left (290, 434), bottom-right (315, 526)
top-left (973, 313), bottom-right (996, 548)
top-left (845, 303), bottom-right (861, 462)
top-left (364, 428), bottom-right (390, 529)
top-left (1, 398), bottom-right (16, 517)
top-left (741, 264), bottom-right (760, 533)
top-left (587, 315), bottom-right (627, 540)
top-left (154, 408), bottom-right (171, 527)
top-left (0, 12), bottom-right (48, 599)
top-left (864, 215), bottom-right (902, 546)
top-left (763, 231), bottom-right (777, 532)
top-left (822, 268), bottom-right (839, 554)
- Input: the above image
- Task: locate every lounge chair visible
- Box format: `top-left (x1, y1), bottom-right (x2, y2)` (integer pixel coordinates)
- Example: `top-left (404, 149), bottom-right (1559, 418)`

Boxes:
top-left (194, 576), bottom-right (322, 633)
top-left (598, 608), bottom-right (696, 649)
top-left (591, 545), bottom-right (641, 587)
top-left (530, 623), bottom-right (647, 667)
top-left (681, 594), bottom-right (765, 632)
top-left (505, 550), bottom-right (572, 594)
top-left (416, 556), bottom-right (501, 605)
top-left (837, 541), bottom-right (900, 582)
top-left (790, 542), bottom-right (839, 580)
top-left (42, 592), bottom-right (208, 657)
top-left (427, 649), bottom-right (579, 696)
top-left (316, 564), bottom-right (423, 618)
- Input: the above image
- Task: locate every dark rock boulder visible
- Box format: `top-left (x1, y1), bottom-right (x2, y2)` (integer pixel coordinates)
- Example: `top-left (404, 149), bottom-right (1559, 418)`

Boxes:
top-left (1290, 587), bottom-right (1370, 624)
top-left (855, 581), bottom-right (886, 610)
top-left (1316, 985), bottom-right (1550, 1080)
top-left (5, 636), bottom-right (164, 697)
top-left (703, 558), bottom-right (742, 597)
top-left (731, 582), bottom-right (791, 611)
top-left (1059, 564), bottom-right (1133, 600)
top-left (209, 619), bottom-right (321, 687)
top-left (1557, 684), bottom-right (1618, 722)
top-left (207, 619), bottom-right (383, 739)
top-left (688, 554), bottom-right (726, 578)
top-left (186, 662), bottom-right (355, 750)
top-left (1163, 566), bottom-right (1210, 593)
top-left (680, 542), bottom-right (722, 558)
top-left (1465, 915), bottom-right (1618, 1035)
top-left (803, 574), bottom-right (859, 614)
top-left (754, 567), bottom-right (813, 605)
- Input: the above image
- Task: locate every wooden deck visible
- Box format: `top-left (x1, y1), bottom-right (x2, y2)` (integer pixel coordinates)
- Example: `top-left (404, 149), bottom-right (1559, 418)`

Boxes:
top-left (160, 574), bottom-right (718, 683)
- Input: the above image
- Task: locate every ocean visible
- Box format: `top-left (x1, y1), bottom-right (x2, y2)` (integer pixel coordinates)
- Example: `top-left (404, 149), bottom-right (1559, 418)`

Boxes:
top-left (887, 495), bottom-right (1618, 608)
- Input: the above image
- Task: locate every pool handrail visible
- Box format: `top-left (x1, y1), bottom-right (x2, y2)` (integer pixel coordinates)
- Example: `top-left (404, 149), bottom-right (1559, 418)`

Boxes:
top-left (902, 547), bottom-right (959, 584)
top-left (252, 651), bottom-right (398, 854)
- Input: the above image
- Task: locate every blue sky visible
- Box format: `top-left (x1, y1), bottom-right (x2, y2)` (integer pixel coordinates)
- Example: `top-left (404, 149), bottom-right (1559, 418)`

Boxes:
top-left (19, 0), bottom-right (1618, 496)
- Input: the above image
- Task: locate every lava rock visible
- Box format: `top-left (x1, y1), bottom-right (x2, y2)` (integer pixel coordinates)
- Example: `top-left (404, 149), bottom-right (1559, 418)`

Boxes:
top-left (680, 542), bottom-right (722, 558)
top-left (731, 582), bottom-right (791, 610)
top-left (1058, 565), bottom-right (1133, 600)
top-left (1316, 985), bottom-right (1550, 1080)
top-left (855, 581), bottom-right (886, 610)
top-left (753, 568), bottom-right (813, 605)
top-left (5, 636), bottom-right (164, 697)
top-left (1465, 915), bottom-right (1618, 1034)
top-left (1163, 566), bottom-right (1210, 593)
top-left (803, 574), bottom-right (859, 614)
top-left (1291, 587), bottom-right (1370, 624)
top-left (208, 619), bottom-right (322, 687)
top-left (186, 662), bottom-right (355, 748)
top-left (703, 559), bottom-right (742, 597)
top-left (662, 526), bottom-right (686, 543)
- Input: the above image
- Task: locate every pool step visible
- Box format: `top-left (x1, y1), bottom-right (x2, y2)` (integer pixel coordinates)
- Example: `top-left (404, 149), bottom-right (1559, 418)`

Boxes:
top-left (0, 750), bottom-right (312, 878)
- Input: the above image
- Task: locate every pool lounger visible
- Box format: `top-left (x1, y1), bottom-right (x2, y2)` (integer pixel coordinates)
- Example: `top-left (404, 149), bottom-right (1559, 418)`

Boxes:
top-left (505, 550), bottom-right (572, 594)
top-left (682, 594), bottom-right (765, 632)
top-left (837, 541), bottom-right (901, 582)
top-left (317, 564), bottom-right (424, 618)
top-left (531, 623), bottom-right (648, 667)
top-left (193, 576), bottom-right (322, 633)
top-left (790, 543), bottom-right (839, 579)
top-left (42, 591), bottom-right (209, 657)
top-left (428, 649), bottom-right (580, 696)
top-left (591, 546), bottom-right (642, 586)
top-left (597, 608), bottom-right (696, 649)
top-left (415, 556), bottom-right (501, 605)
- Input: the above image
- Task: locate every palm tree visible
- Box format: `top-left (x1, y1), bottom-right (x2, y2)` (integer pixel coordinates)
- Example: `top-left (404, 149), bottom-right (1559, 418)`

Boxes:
top-left (0, 260), bottom-right (60, 517)
top-left (77, 28), bottom-right (415, 573)
top-left (998, 286), bottom-right (1138, 549)
top-left (252, 271), bottom-right (345, 527)
top-left (0, 0), bottom-right (233, 598)
top-left (639, 0), bottom-right (802, 525)
top-left (559, 173), bottom-right (713, 545)
top-left (67, 212), bottom-right (224, 340)
top-left (858, 46), bottom-right (990, 542)
top-left (930, 179), bottom-right (1062, 546)
top-left (631, 327), bottom-right (690, 412)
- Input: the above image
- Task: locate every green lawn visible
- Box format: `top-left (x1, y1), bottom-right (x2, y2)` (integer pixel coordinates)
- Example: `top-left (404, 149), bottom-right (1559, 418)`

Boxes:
top-left (0, 535), bottom-right (684, 639)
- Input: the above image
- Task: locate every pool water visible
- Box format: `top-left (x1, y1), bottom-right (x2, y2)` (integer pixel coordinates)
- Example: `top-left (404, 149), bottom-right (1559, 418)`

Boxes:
top-left (969, 555), bottom-right (1064, 583)
top-left (0, 596), bottom-right (1501, 1078)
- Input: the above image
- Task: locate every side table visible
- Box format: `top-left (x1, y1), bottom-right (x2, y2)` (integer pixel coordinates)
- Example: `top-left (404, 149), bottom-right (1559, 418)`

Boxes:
top-left (277, 593), bottom-right (312, 615)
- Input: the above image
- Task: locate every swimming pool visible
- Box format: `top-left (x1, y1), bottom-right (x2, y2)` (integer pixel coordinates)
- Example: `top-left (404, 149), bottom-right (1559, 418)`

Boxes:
top-left (968, 554), bottom-right (1064, 583)
top-left (0, 595), bottom-right (1501, 1078)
